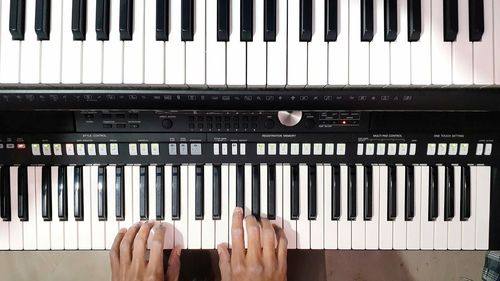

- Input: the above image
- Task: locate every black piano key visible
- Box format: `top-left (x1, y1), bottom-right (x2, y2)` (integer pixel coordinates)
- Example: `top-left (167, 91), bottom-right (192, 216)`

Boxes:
top-left (384, 0), bottom-right (398, 41)
top-left (407, 0), bottom-right (421, 41)
top-left (251, 165), bottom-right (260, 218)
top-left (172, 166), bottom-right (181, 220)
top-left (57, 166), bottom-right (67, 221)
top-left (361, 0), bottom-right (374, 41)
top-left (299, 0), bottom-right (312, 42)
top-left (308, 165), bottom-right (317, 220)
top-left (444, 166), bottom-right (454, 221)
top-left (72, 0), bottom-right (87, 40)
top-left (363, 165), bottom-right (373, 220)
top-left (428, 166), bottom-right (439, 221)
top-left (325, 0), bottom-right (338, 41)
top-left (181, 0), bottom-right (194, 41)
top-left (388, 166), bottom-right (397, 221)
top-left (35, 0), bottom-right (51, 40)
top-left (115, 166), bottom-right (125, 220)
top-left (98, 166), bottom-right (107, 221)
top-left (217, 0), bottom-right (230, 42)
top-left (156, 0), bottom-right (169, 41)
top-left (460, 166), bottom-right (471, 221)
top-left (240, 0), bottom-right (253, 42)
top-left (119, 0), bottom-right (133, 40)
top-left (41, 166), bottom-right (52, 221)
top-left (267, 165), bottom-right (276, 220)
top-left (139, 166), bottom-right (148, 220)
top-left (155, 166), bottom-right (165, 220)
top-left (469, 0), bottom-right (484, 42)
top-left (264, 0), bottom-right (276, 42)
top-left (291, 165), bottom-right (300, 220)
top-left (195, 165), bottom-right (204, 220)
top-left (74, 166), bottom-right (84, 221)
top-left (18, 166), bottom-right (28, 221)
top-left (212, 165), bottom-right (222, 219)
top-left (236, 165), bottom-right (245, 208)
top-left (96, 0), bottom-right (110, 40)
top-left (9, 0), bottom-right (26, 40)
top-left (0, 167), bottom-right (11, 221)
top-left (348, 166), bottom-right (356, 221)
top-left (443, 0), bottom-right (458, 42)
top-left (332, 166), bottom-right (341, 220)
top-left (405, 166), bottom-right (415, 221)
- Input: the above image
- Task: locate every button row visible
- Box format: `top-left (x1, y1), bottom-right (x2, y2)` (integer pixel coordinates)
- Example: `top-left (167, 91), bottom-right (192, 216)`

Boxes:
top-left (256, 143), bottom-right (346, 156)
top-left (213, 143), bottom-right (246, 156)
top-left (32, 143), bottom-right (120, 156)
top-left (425, 143), bottom-right (491, 156)
top-left (357, 143), bottom-right (417, 156)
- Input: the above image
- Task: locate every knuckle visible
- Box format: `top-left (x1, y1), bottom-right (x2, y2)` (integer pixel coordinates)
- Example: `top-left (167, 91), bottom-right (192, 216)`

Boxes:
top-left (109, 250), bottom-right (119, 261)
top-left (249, 263), bottom-right (264, 275)
top-left (120, 240), bottom-right (131, 252)
top-left (151, 239), bottom-right (163, 249)
top-left (133, 236), bottom-right (146, 246)
top-left (232, 264), bottom-right (245, 275)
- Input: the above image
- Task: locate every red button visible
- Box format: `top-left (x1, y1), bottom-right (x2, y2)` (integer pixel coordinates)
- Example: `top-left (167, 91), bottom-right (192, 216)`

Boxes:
top-left (17, 144), bottom-right (26, 149)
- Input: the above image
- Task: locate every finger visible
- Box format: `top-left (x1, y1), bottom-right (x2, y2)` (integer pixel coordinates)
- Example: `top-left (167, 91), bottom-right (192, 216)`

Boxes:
top-left (230, 207), bottom-right (245, 265)
top-left (273, 224), bottom-right (288, 273)
top-left (147, 222), bottom-right (166, 273)
top-left (261, 219), bottom-right (276, 264)
top-left (110, 228), bottom-right (127, 281)
top-left (245, 215), bottom-right (262, 261)
top-left (119, 222), bottom-right (142, 267)
top-left (166, 246), bottom-right (182, 281)
top-left (217, 244), bottom-right (231, 281)
top-left (132, 221), bottom-right (155, 268)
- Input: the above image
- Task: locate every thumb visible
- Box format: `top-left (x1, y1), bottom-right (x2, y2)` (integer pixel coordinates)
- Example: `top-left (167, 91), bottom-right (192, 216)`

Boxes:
top-left (165, 246), bottom-right (181, 281)
top-left (217, 243), bottom-right (231, 281)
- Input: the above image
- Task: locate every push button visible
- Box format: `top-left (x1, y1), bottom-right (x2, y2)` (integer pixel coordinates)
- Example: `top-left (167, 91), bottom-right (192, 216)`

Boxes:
top-left (32, 144), bottom-right (41, 156)
top-left (53, 144), bottom-right (63, 156)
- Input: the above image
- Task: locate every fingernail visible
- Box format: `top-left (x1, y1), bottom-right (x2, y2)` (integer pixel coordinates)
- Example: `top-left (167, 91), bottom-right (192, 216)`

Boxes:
top-left (119, 228), bottom-right (127, 233)
top-left (217, 246), bottom-right (222, 254)
top-left (148, 220), bottom-right (155, 226)
top-left (235, 207), bottom-right (243, 217)
top-left (175, 247), bottom-right (182, 256)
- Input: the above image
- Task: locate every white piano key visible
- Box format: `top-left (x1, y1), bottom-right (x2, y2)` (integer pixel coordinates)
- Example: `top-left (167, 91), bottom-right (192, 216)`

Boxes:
top-left (287, 0), bottom-right (307, 87)
top-left (282, 164), bottom-right (296, 249)
top-left (323, 165), bottom-right (338, 249)
top-left (175, 165), bottom-right (188, 249)
top-left (475, 166), bottom-right (491, 250)
top-left (64, 166), bottom-right (78, 250)
top-left (9, 167), bottom-right (23, 250)
top-left (103, 0), bottom-right (123, 84)
top-left (228, 164), bottom-right (236, 248)
top-left (20, 0), bottom-right (41, 84)
top-left (91, 166), bottom-right (105, 249)
top-left (187, 165), bottom-right (201, 249)
top-left (352, 165), bottom-right (365, 250)
top-left (311, 164), bottom-right (324, 249)
top-left (185, 0), bottom-right (205, 86)
top-left (452, 0), bottom-right (473, 85)
top-left (41, 0), bottom-right (63, 83)
top-left (447, 166), bottom-right (461, 250)
top-left (247, 0), bottom-right (266, 87)
top-left (23, 167), bottom-right (38, 250)
top-left (260, 164), bottom-right (268, 219)
top-left (369, 0), bottom-right (390, 85)
top-left (328, 0), bottom-right (349, 86)
top-left (123, 0), bottom-right (144, 84)
top-left (144, 0), bottom-right (165, 84)
top-left (202, 164), bottom-right (214, 249)
top-left (307, 0), bottom-right (327, 87)
top-left (0, 217), bottom-right (8, 250)
top-left (163, 165), bottom-right (174, 249)
top-left (431, 0), bottom-right (452, 85)
top-left (434, 166), bottom-right (448, 250)
top-left (462, 166), bottom-right (477, 250)
top-left (411, 0), bottom-right (431, 85)
top-left (132, 166), bottom-right (141, 224)
top-left (215, 164), bottom-right (229, 247)
top-left (378, 165), bottom-right (392, 249)
top-left (120, 166), bottom-right (133, 229)
top-left (393, 166), bottom-right (407, 249)
top-left (338, 165), bottom-right (351, 249)
top-left (82, 0), bottom-right (103, 84)
top-left (407, 166), bottom-right (422, 250)
top-left (365, 165), bottom-right (379, 250)
top-left (495, 0), bottom-right (500, 85)
top-left (148, 166), bottom-right (156, 221)
top-left (206, 0), bottom-right (226, 87)
top-left (348, 0), bottom-right (370, 85)
top-left (297, 164), bottom-right (310, 249)
top-left (105, 166), bottom-right (118, 250)
top-left (0, 0), bottom-right (21, 83)
top-left (227, 0), bottom-right (246, 86)
top-left (78, 166), bottom-right (92, 249)
top-left (36, 167), bottom-right (51, 250)
top-left (61, 0), bottom-right (83, 84)
top-left (267, 0), bottom-right (287, 87)
top-left (165, 0), bottom-right (186, 86)
top-left (271, 164), bottom-right (284, 229)
top-left (473, 0), bottom-right (494, 85)
top-left (420, 166), bottom-right (434, 250)
top-left (390, 0), bottom-right (410, 85)
top-left (244, 164), bottom-right (252, 248)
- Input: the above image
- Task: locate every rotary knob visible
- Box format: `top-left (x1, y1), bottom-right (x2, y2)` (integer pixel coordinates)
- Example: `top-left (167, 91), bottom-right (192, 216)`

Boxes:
top-left (264, 118), bottom-right (275, 129)
top-left (161, 118), bottom-right (173, 129)
top-left (277, 111), bottom-right (302, 127)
